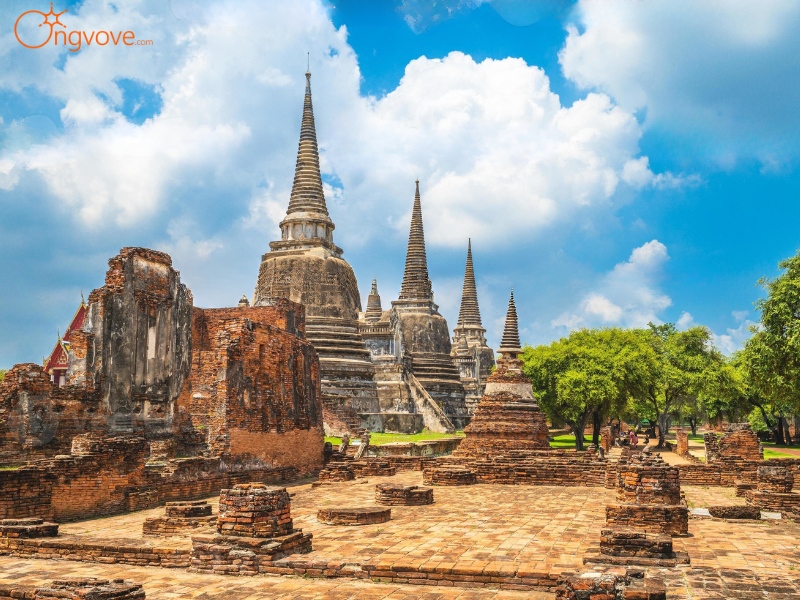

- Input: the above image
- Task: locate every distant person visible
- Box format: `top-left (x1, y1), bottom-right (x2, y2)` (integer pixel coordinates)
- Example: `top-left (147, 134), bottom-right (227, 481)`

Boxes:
top-left (631, 433), bottom-right (639, 448)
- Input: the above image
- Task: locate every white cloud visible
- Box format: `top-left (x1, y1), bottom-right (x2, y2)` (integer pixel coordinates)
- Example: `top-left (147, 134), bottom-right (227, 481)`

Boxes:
top-left (676, 311), bottom-right (694, 329)
top-left (712, 319), bottom-right (758, 355)
top-left (560, 0), bottom-right (800, 167)
top-left (553, 240), bottom-right (672, 329)
top-left (0, 0), bottom-right (683, 252)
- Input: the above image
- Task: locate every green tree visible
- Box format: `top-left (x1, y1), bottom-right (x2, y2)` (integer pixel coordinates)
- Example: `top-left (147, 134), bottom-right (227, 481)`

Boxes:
top-left (522, 328), bottom-right (658, 450)
top-left (738, 251), bottom-right (800, 443)
top-left (639, 324), bottom-right (725, 448)
top-left (0, 370), bottom-right (5, 383)
top-left (740, 333), bottom-right (797, 444)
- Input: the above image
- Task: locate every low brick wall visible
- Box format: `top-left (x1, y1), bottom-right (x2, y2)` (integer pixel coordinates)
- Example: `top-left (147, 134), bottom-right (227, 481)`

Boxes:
top-left (676, 459), bottom-right (800, 487)
top-left (318, 462), bottom-right (355, 482)
top-left (423, 467), bottom-right (476, 486)
top-left (0, 537), bottom-right (191, 567)
top-left (260, 557), bottom-right (565, 591)
top-left (372, 438), bottom-right (463, 457)
top-left (437, 452), bottom-right (608, 486)
top-left (383, 456), bottom-right (436, 471)
top-left (605, 504), bottom-right (689, 536)
top-left (375, 483), bottom-right (434, 506)
top-left (0, 451), bottom-right (301, 523)
top-left (351, 459), bottom-right (396, 478)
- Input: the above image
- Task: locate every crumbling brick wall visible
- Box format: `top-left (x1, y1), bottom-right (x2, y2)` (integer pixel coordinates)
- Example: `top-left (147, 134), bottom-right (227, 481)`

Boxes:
top-left (705, 423), bottom-right (762, 463)
top-left (69, 247), bottom-right (193, 436)
top-left (175, 304), bottom-right (323, 473)
top-left (0, 364), bottom-right (105, 463)
top-left (0, 248), bottom-right (325, 521)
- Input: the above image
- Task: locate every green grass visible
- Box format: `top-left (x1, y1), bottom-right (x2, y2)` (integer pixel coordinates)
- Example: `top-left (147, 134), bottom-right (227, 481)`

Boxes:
top-left (324, 430), bottom-right (465, 447)
top-left (764, 449), bottom-right (798, 459)
top-left (761, 441), bottom-right (800, 449)
top-left (549, 434), bottom-right (592, 449)
top-left (0, 465), bottom-right (20, 471)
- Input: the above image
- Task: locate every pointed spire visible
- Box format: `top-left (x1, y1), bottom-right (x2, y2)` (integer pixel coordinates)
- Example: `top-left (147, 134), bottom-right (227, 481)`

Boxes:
top-left (456, 239), bottom-right (483, 329)
top-left (285, 71), bottom-right (329, 217)
top-left (398, 179), bottom-right (433, 301)
top-left (365, 278), bottom-right (383, 321)
top-left (498, 290), bottom-right (522, 359)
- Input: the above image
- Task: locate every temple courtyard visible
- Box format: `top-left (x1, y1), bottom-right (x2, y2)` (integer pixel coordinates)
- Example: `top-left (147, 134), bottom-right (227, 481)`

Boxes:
top-left (2, 468), bottom-right (799, 599)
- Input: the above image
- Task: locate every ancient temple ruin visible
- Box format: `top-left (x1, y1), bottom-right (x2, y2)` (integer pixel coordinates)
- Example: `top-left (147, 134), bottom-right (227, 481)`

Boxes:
top-left (358, 181), bottom-right (469, 431)
top-left (252, 71), bottom-right (380, 433)
top-left (0, 246), bottom-right (324, 522)
top-left (450, 240), bottom-right (495, 414)
top-left (452, 290), bottom-right (549, 455)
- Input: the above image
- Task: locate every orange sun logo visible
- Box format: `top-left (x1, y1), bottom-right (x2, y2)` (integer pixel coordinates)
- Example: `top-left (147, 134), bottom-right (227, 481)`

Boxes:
top-left (14, 2), bottom-right (68, 49)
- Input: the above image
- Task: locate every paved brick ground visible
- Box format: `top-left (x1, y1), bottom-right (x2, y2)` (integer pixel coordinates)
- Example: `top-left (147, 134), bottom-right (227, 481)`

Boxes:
top-left (5, 472), bottom-right (800, 598)
top-left (0, 557), bottom-right (545, 599)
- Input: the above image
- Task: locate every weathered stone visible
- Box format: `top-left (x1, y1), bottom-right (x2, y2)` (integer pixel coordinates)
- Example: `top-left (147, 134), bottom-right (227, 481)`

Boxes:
top-left (707, 505), bottom-right (761, 519)
top-left (316, 506), bottom-right (391, 526)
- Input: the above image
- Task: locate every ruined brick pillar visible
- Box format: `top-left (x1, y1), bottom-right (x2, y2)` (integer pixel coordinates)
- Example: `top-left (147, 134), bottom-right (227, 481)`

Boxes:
top-left (674, 428), bottom-right (689, 457)
top-left (190, 482), bottom-right (312, 575)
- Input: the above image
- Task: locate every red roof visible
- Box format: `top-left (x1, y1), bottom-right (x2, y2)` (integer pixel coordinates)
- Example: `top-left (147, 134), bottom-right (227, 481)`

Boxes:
top-left (43, 340), bottom-right (69, 374)
top-left (62, 303), bottom-right (86, 343)
top-left (43, 301), bottom-right (86, 375)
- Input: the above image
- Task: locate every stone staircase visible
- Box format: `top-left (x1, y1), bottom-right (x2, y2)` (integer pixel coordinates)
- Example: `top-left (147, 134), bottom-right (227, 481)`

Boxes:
top-left (322, 396), bottom-right (362, 436)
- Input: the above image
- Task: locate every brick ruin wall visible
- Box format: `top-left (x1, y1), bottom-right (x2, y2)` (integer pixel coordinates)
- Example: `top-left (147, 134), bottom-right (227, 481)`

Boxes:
top-left (0, 249), bottom-right (324, 523)
top-left (0, 437), bottom-right (306, 522)
top-left (175, 304), bottom-right (323, 474)
top-left (437, 450), bottom-right (608, 486)
top-left (704, 424), bottom-right (763, 463)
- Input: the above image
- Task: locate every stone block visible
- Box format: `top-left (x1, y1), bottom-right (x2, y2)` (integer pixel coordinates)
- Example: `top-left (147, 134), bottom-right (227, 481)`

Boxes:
top-left (316, 507), bottom-right (391, 525)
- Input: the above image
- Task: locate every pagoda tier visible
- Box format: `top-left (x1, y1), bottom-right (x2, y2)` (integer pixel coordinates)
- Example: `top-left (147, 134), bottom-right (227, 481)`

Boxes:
top-left (453, 291), bottom-right (549, 455)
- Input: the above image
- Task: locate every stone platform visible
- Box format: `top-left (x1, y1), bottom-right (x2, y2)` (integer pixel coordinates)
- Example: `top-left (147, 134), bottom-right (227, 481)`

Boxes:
top-left (316, 507), bottom-right (391, 526)
top-left (0, 517), bottom-right (58, 538)
top-left (142, 501), bottom-right (216, 536)
top-left (583, 528), bottom-right (690, 567)
top-left (374, 483), bottom-right (434, 505)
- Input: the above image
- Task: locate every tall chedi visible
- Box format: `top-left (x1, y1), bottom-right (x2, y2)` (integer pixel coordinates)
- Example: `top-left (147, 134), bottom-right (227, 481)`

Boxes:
top-left (453, 290), bottom-right (550, 455)
top-left (390, 181), bottom-right (469, 428)
top-left (253, 70), bottom-right (379, 429)
top-left (450, 240), bottom-right (495, 414)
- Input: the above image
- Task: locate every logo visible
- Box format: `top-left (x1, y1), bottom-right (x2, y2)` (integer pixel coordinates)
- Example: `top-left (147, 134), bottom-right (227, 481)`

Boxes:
top-left (14, 2), bottom-right (153, 52)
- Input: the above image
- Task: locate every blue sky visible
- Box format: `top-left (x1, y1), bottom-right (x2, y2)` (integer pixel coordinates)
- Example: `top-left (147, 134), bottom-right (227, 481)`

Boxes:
top-left (1, 0), bottom-right (799, 366)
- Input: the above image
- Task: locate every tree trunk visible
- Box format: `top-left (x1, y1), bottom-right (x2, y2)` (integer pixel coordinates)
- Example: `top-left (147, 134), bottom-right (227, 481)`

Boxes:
top-left (656, 412), bottom-right (669, 448)
top-left (591, 410), bottom-right (601, 447)
top-left (775, 413), bottom-right (786, 445)
top-left (569, 413), bottom-right (591, 451)
top-left (688, 416), bottom-right (697, 436)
